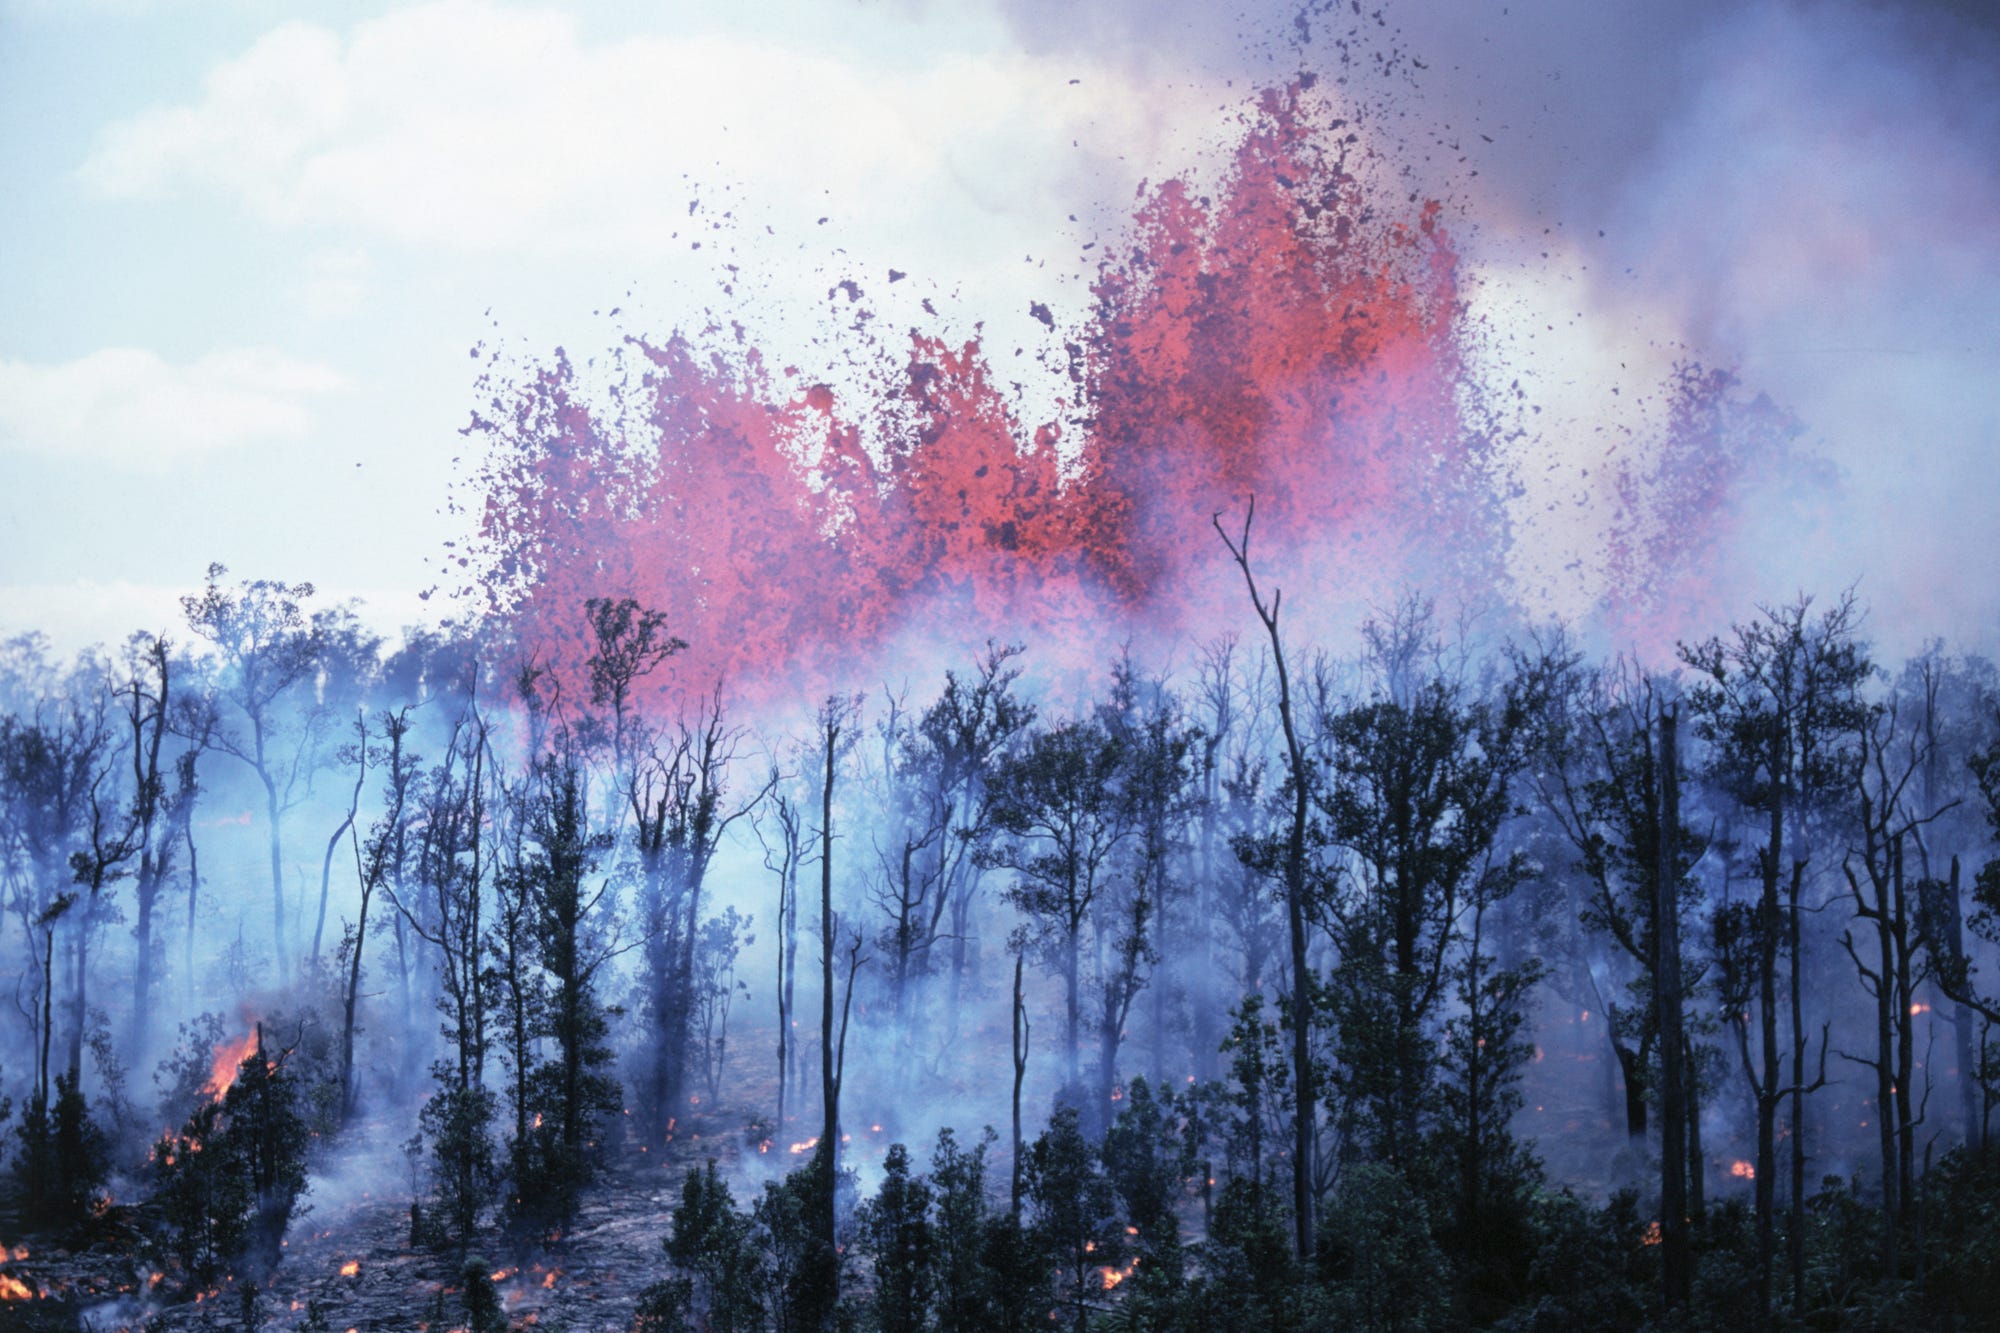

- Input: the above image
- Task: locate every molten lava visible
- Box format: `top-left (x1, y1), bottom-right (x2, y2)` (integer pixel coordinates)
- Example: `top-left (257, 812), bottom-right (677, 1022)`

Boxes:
top-left (465, 80), bottom-right (1526, 701)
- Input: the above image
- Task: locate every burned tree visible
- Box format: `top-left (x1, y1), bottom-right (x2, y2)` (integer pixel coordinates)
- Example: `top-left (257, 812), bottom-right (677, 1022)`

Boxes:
top-left (1213, 501), bottom-right (1319, 1261)
top-left (393, 705), bottom-right (503, 1244)
top-left (340, 709), bottom-right (416, 1125)
top-left (628, 689), bottom-right (765, 1146)
top-left (117, 632), bottom-right (201, 1058)
top-left (754, 777), bottom-right (806, 1139)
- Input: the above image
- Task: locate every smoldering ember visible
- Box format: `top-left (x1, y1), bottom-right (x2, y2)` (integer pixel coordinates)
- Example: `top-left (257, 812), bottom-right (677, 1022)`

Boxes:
top-left (5, 5), bottom-right (2000, 1333)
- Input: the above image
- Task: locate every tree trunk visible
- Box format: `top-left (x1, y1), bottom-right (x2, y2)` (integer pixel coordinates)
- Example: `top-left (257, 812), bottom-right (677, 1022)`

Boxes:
top-left (1012, 951), bottom-right (1028, 1221)
top-left (819, 719), bottom-right (840, 1262)
top-left (1655, 708), bottom-right (1691, 1308)
top-left (265, 772), bottom-right (289, 987)
top-left (183, 824), bottom-right (200, 1007)
top-left (1788, 856), bottom-right (1808, 1315)
top-left (132, 879), bottom-right (157, 1058)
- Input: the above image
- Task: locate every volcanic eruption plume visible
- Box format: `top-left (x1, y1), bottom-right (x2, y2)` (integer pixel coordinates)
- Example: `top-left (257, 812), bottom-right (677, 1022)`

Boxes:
top-left (460, 77), bottom-right (1728, 700)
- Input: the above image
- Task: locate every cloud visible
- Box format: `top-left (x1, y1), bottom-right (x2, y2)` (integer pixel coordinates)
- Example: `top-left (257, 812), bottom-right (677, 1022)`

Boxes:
top-left (0, 347), bottom-right (346, 467)
top-left (296, 246), bottom-right (373, 318)
top-left (77, 0), bottom-right (1219, 264)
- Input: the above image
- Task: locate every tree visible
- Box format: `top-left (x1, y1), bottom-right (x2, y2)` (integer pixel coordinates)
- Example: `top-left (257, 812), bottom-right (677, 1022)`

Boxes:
top-left (391, 705), bottom-right (501, 1244)
top-left (985, 716), bottom-right (1132, 1106)
top-left (860, 1143), bottom-right (936, 1333)
top-left (1097, 660), bottom-right (1196, 1101)
top-left (1026, 1104), bottom-right (1119, 1333)
top-left (1318, 653), bottom-right (1528, 1176)
top-left (181, 563), bottom-right (325, 986)
top-left (152, 1024), bottom-right (312, 1295)
top-left (915, 643), bottom-right (1034, 1033)
top-left (1214, 500), bottom-right (1319, 1261)
top-left (341, 709), bottom-right (416, 1124)
top-left (1839, 685), bottom-right (1951, 1273)
top-left (1684, 593), bottom-right (1870, 1316)
top-left (117, 632), bottom-right (201, 1059)
top-left (511, 750), bottom-right (622, 1230)
top-left (810, 695), bottom-right (865, 1324)
top-left (628, 688), bottom-right (764, 1146)
top-left (14, 1068), bottom-right (106, 1231)
top-left (636, 1159), bottom-right (767, 1333)
top-left (1525, 648), bottom-right (1705, 1305)
top-left (1100, 1076), bottom-right (1190, 1299)
top-left (0, 655), bottom-right (117, 1084)
top-left (930, 1127), bottom-right (1001, 1333)
top-left (755, 778), bottom-right (807, 1141)
top-left (1434, 861), bottom-right (1544, 1320)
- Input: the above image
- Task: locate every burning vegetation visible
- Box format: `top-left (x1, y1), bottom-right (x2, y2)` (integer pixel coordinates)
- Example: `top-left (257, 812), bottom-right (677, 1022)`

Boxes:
top-left (4, 21), bottom-right (2000, 1333)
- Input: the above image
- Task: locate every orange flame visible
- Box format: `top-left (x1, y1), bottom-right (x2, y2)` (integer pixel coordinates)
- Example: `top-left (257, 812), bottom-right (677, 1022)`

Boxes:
top-left (339, 1260), bottom-right (359, 1277)
top-left (1730, 1160), bottom-right (1755, 1180)
top-left (205, 1032), bottom-right (261, 1101)
top-left (788, 1137), bottom-right (819, 1155)
top-left (1100, 1258), bottom-right (1139, 1290)
top-left (0, 1274), bottom-right (33, 1300)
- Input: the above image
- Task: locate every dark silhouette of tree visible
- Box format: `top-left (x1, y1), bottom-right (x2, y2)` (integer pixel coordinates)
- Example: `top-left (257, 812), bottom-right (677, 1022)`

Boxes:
top-left (1026, 1104), bottom-right (1119, 1333)
top-left (1317, 652), bottom-right (1527, 1176)
top-left (1685, 592), bottom-right (1870, 1316)
top-left (510, 749), bottom-right (622, 1231)
top-left (1839, 685), bottom-right (1953, 1274)
top-left (859, 1142), bottom-right (935, 1333)
top-left (1213, 500), bottom-right (1319, 1261)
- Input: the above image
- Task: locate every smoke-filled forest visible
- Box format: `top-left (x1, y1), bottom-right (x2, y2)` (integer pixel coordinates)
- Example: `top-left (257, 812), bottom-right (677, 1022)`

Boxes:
top-left (5, 3), bottom-right (2000, 1332)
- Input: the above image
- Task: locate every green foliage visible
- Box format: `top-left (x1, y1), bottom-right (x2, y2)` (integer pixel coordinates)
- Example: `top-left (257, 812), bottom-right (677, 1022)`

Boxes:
top-left (929, 1128), bottom-right (1007, 1333)
top-left (859, 1143), bottom-right (935, 1333)
top-left (1319, 1162), bottom-right (1452, 1333)
top-left (151, 1031), bottom-right (312, 1289)
top-left (14, 1071), bottom-right (108, 1231)
top-left (1914, 1143), bottom-right (2000, 1324)
top-left (1181, 1177), bottom-right (1307, 1331)
top-left (462, 1257), bottom-right (505, 1333)
top-left (979, 1212), bottom-right (1055, 1333)
top-left (419, 1077), bottom-right (498, 1246)
top-left (1489, 1189), bottom-right (1648, 1333)
top-left (506, 757), bottom-right (620, 1234)
top-left (1215, 995), bottom-right (1290, 1187)
top-left (1027, 1104), bottom-right (1120, 1333)
top-left (1100, 1078), bottom-right (1188, 1297)
top-left (756, 1156), bottom-right (842, 1333)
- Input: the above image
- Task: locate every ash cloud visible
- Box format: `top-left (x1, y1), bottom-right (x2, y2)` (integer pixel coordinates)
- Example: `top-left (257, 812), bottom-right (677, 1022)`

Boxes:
top-left (977, 0), bottom-right (2000, 656)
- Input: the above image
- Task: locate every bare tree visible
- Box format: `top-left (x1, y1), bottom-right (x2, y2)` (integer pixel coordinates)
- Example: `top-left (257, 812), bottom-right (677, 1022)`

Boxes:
top-left (1212, 499), bottom-right (1318, 1263)
top-left (182, 564), bottom-right (324, 986)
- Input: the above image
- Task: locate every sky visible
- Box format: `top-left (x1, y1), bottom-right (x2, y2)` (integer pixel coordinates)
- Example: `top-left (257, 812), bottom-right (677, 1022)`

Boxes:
top-left (2, 0), bottom-right (1996, 660)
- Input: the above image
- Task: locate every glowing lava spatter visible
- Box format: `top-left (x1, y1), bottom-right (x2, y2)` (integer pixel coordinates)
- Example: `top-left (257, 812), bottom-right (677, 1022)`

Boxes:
top-left (465, 78), bottom-right (1747, 696)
